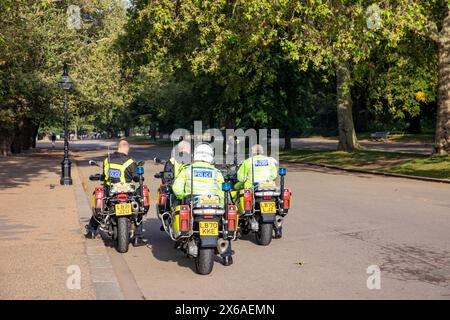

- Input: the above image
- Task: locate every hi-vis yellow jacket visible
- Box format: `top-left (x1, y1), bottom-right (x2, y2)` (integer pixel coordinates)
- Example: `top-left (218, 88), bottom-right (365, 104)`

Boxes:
top-left (172, 161), bottom-right (224, 199)
top-left (235, 155), bottom-right (278, 189)
top-left (103, 154), bottom-right (136, 186)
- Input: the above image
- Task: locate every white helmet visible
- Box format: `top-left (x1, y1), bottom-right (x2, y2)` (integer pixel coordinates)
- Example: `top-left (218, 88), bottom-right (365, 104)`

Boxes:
top-left (194, 143), bottom-right (214, 164)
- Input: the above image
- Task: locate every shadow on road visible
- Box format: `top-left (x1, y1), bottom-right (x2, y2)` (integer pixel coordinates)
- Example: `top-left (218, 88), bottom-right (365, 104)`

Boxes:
top-left (142, 217), bottom-right (227, 273)
top-left (0, 215), bottom-right (37, 241)
top-left (142, 218), bottom-right (197, 272)
top-left (0, 151), bottom-right (61, 189)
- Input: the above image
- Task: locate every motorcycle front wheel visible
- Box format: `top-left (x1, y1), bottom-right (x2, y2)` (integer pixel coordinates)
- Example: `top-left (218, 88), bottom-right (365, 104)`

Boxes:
top-left (195, 248), bottom-right (214, 275)
top-left (117, 217), bottom-right (130, 253)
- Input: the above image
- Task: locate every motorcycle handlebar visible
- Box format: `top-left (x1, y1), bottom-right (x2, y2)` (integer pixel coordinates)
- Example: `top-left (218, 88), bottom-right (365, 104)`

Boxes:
top-left (89, 174), bottom-right (104, 181)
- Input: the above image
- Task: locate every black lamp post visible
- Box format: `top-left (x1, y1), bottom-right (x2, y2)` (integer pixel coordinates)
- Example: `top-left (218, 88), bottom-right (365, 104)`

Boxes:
top-left (58, 63), bottom-right (74, 185)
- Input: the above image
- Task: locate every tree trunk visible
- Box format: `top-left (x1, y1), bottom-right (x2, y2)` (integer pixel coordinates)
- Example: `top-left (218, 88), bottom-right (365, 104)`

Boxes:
top-left (0, 131), bottom-right (14, 156)
top-left (31, 124), bottom-right (39, 148)
top-left (407, 114), bottom-right (421, 134)
top-left (11, 118), bottom-right (25, 154)
top-left (434, 7), bottom-right (450, 155)
top-left (336, 62), bottom-right (360, 150)
top-left (284, 129), bottom-right (292, 150)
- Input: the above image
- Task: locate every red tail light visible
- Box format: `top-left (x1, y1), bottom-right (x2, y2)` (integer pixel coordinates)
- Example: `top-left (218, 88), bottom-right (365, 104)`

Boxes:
top-left (179, 205), bottom-right (190, 232)
top-left (203, 215), bottom-right (214, 219)
top-left (116, 193), bottom-right (128, 200)
top-left (94, 187), bottom-right (104, 209)
top-left (282, 188), bottom-right (292, 209)
top-left (263, 196), bottom-right (271, 200)
top-left (227, 205), bottom-right (237, 232)
top-left (159, 192), bottom-right (168, 206)
top-left (143, 185), bottom-right (150, 206)
top-left (243, 189), bottom-right (253, 211)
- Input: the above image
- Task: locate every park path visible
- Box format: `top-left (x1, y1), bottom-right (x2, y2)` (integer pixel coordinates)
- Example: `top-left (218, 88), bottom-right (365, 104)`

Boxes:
top-left (281, 137), bottom-right (434, 154)
top-left (0, 151), bottom-right (95, 299)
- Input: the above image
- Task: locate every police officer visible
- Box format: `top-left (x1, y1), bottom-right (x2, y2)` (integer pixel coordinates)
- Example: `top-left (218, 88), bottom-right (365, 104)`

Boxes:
top-left (172, 143), bottom-right (234, 266)
top-left (85, 138), bottom-right (146, 247)
top-left (234, 144), bottom-right (282, 238)
top-left (163, 140), bottom-right (191, 185)
top-left (173, 143), bottom-right (224, 201)
top-left (234, 144), bottom-right (278, 189)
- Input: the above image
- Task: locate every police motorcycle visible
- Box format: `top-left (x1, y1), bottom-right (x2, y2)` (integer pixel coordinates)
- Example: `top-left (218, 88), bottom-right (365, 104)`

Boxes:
top-left (154, 159), bottom-right (238, 275)
top-left (88, 160), bottom-right (150, 253)
top-left (225, 162), bottom-right (292, 246)
top-left (153, 157), bottom-right (177, 220)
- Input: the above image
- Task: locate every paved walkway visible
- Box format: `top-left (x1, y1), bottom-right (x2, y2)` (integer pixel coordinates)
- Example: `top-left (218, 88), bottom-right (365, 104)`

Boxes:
top-left (282, 137), bottom-right (434, 155)
top-left (0, 151), bottom-right (95, 299)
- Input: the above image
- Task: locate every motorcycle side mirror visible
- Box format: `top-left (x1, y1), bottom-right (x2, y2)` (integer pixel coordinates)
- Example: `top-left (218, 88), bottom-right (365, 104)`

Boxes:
top-left (132, 176), bottom-right (140, 183)
top-left (153, 157), bottom-right (162, 164)
top-left (164, 172), bottom-right (174, 180)
top-left (137, 161), bottom-right (145, 166)
top-left (154, 172), bottom-right (162, 179)
top-left (278, 168), bottom-right (286, 176)
top-left (89, 160), bottom-right (98, 166)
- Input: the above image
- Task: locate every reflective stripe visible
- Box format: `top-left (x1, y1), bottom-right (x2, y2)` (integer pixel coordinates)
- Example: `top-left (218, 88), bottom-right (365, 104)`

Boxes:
top-left (104, 157), bottom-right (135, 185)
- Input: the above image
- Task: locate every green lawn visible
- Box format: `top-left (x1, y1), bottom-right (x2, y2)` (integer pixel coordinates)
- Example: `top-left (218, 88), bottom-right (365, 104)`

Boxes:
top-left (280, 148), bottom-right (450, 180)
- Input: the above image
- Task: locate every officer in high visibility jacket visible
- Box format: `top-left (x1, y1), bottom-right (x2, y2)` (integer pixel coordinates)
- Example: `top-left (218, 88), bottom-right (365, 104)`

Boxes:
top-left (163, 140), bottom-right (191, 185)
top-left (234, 144), bottom-right (278, 190)
top-left (172, 143), bottom-right (224, 201)
top-left (85, 139), bottom-right (146, 246)
top-left (172, 143), bottom-right (234, 265)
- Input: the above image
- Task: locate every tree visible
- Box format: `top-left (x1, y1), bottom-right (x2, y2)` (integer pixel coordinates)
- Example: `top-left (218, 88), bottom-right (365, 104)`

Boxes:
top-left (431, 3), bottom-right (450, 154)
top-left (0, 0), bottom-right (129, 155)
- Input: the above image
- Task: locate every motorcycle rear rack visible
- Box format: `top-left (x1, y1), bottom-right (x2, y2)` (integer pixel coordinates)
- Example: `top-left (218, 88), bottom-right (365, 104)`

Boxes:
top-left (254, 190), bottom-right (281, 197)
top-left (193, 208), bottom-right (225, 215)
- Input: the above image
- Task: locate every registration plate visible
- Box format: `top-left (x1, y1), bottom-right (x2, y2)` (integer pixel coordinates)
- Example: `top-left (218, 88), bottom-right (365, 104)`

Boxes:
top-left (199, 221), bottom-right (219, 236)
top-left (260, 202), bottom-right (276, 214)
top-left (115, 203), bottom-right (132, 216)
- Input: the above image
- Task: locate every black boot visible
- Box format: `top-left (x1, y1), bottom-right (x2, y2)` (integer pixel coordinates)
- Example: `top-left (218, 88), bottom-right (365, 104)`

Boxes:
top-left (84, 225), bottom-right (97, 239)
top-left (221, 242), bottom-right (234, 266)
top-left (274, 227), bottom-right (283, 239)
top-left (85, 216), bottom-right (99, 239)
top-left (132, 236), bottom-right (147, 247)
top-left (132, 223), bottom-right (147, 247)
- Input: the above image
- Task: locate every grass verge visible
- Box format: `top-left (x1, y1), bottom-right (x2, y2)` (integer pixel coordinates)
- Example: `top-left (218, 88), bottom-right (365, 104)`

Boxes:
top-left (280, 148), bottom-right (450, 180)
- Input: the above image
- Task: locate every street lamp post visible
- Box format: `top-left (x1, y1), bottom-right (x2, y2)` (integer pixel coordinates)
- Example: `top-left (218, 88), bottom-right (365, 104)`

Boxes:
top-left (58, 63), bottom-right (74, 185)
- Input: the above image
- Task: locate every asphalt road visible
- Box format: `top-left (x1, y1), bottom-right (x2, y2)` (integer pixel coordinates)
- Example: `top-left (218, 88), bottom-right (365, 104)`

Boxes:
top-left (69, 141), bottom-right (450, 299)
top-left (38, 136), bottom-right (434, 154)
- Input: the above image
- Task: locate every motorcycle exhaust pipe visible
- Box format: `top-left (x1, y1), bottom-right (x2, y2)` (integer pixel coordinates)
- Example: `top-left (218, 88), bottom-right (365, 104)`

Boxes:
top-left (131, 201), bottom-right (139, 212)
top-left (275, 215), bottom-right (284, 228)
top-left (217, 239), bottom-right (230, 255)
top-left (187, 239), bottom-right (198, 257)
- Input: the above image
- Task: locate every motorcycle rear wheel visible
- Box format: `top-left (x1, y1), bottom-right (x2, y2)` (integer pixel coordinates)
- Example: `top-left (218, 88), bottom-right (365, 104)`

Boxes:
top-left (195, 248), bottom-right (214, 275)
top-left (117, 217), bottom-right (130, 253)
top-left (255, 222), bottom-right (272, 246)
